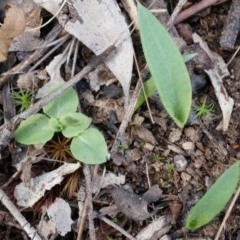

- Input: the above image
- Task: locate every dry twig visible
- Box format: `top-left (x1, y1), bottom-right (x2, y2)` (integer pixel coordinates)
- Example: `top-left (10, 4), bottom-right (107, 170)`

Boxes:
top-left (215, 184), bottom-right (240, 240)
top-left (99, 216), bottom-right (136, 240)
top-left (0, 188), bottom-right (42, 240)
top-left (174, 0), bottom-right (220, 25)
top-left (167, 0), bottom-right (187, 28)
top-left (83, 165), bottom-right (96, 240)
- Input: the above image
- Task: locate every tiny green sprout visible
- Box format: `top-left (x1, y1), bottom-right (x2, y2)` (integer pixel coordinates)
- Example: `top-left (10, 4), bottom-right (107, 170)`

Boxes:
top-left (166, 162), bottom-right (175, 171)
top-left (194, 98), bottom-right (214, 119)
top-left (165, 162), bottom-right (175, 182)
top-left (153, 154), bottom-right (163, 162)
top-left (13, 88), bottom-right (33, 112)
top-left (105, 237), bottom-right (114, 240)
top-left (119, 142), bottom-right (128, 150)
top-left (112, 216), bottom-right (121, 224)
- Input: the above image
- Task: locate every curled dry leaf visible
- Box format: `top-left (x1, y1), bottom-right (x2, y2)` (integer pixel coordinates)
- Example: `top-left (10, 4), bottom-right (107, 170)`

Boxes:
top-left (14, 162), bottom-right (80, 207)
top-left (0, 4), bottom-right (25, 62)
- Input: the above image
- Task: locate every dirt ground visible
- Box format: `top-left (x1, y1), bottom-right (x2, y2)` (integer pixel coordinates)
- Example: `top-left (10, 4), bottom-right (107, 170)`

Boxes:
top-left (0, 0), bottom-right (240, 239)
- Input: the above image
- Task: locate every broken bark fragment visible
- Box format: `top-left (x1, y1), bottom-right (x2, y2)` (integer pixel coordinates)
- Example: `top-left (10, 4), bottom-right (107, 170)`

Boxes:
top-left (220, 0), bottom-right (240, 49)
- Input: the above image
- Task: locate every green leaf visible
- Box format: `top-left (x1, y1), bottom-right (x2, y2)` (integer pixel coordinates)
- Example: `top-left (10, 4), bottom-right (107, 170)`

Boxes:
top-left (138, 3), bottom-right (192, 127)
top-left (14, 114), bottom-right (55, 145)
top-left (186, 161), bottom-right (240, 230)
top-left (134, 77), bottom-right (156, 112)
top-left (60, 113), bottom-right (92, 138)
top-left (135, 54), bottom-right (196, 112)
top-left (70, 128), bottom-right (108, 164)
top-left (49, 118), bottom-right (63, 132)
top-left (183, 53), bottom-right (197, 63)
top-left (43, 85), bottom-right (79, 119)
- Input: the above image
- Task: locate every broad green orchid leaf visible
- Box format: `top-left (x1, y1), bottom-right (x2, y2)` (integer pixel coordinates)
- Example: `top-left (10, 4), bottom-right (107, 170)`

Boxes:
top-left (70, 128), bottom-right (108, 164)
top-left (135, 54), bottom-right (196, 112)
top-left (186, 161), bottom-right (240, 230)
top-left (60, 112), bottom-right (92, 138)
top-left (14, 114), bottom-right (55, 145)
top-left (43, 83), bottom-right (79, 119)
top-left (138, 4), bottom-right (192, 127)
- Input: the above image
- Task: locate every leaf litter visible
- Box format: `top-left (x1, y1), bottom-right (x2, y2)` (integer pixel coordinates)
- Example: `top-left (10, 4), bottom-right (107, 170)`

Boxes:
top-left (0, 0), bottom-right (239, 239)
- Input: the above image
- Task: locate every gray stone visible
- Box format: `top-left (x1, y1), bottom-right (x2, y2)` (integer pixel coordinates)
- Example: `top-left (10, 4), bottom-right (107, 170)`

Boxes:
top-left (174, 155), bottom-right (188, 172)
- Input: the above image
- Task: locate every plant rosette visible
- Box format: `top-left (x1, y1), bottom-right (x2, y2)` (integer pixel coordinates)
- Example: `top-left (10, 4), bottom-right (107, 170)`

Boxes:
top-left (14, 85), bottom-right (108, 164)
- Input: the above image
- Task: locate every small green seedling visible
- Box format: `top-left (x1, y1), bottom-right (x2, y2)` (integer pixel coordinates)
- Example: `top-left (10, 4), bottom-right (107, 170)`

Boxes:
top-left (14, 83), bottom-right (108, 165)
top-left (186, 161), bottom-right (239, 230)
top-left (119, 142), bottom-right (128, 151)
top-left (152, 154), bottom-right (163, 162)
top-left (166, 162), bottom-right (175, 180)
top-left (194, 98), bottom-right (214, 119)
top-left (13, 88), bottom-right (33, 112)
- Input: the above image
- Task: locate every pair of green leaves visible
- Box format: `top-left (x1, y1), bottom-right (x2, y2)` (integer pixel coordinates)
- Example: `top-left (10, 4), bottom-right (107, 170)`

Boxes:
top-left (14, 84), bottom-right (108, 164)
top-left (138, 4), bottom-right (192, 128)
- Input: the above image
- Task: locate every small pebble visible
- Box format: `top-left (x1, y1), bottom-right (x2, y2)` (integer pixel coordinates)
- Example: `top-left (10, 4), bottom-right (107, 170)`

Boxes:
top-left (181, 172), bottom-right (191, 182)
top-left (174, 155), bottom-right (188, 172)
top-left (168, 128), bottom-right (182, 143)
top-left (191, 73), bottom-right (207, 92)
top-left (160, 235), bottom-right (171, 240)
top-left (144, 143), bottom-right (154, 151)
top-left (205, 176), bottom-right (212, 188)
top-left (194, 159), bottom-right (203, 168)
top-left (184, 127), bottom-right (197, 141)
top-left (182, 141), bottom-right (194, 150)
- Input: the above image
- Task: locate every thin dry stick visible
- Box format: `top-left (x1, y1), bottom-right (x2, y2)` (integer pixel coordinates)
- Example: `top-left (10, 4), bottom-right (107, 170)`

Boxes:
top-left (71, 40), bottom-right (79, 77)
top-left (29, 34), bottom-right (70, 72)
top-left (146, 162), bottom-right (151, 188)
top-left (77, 198), bottom-right (89, 240)
top-left (214, 184), bottom-right (240, 240)
top-left (67, 37), bottom-right (76, 67)
top-left (27, 0), bottom-right (67, 32)
top-left (122, 0), bottom-right (139, 31)
top-left (99, 216), bottom-right (136, 240)
top-left (110, 64), bottom-right (150, 155)
top-left (83, 165), bottom-right (96, 240)
top-left (133, 51), bottom-right (154, 123)
top-left (0, 45), bottom-right (116, 150)
top-left (227, 45), bottom-right (240, 66)
top-left (110, 79), bottom-right (142, 154)
top-left (167, 0), bottom-right (187, 28)
top-left (174, 0), bottom-right (219, 24)
top-left (0, 188), bottom-right (42, 240)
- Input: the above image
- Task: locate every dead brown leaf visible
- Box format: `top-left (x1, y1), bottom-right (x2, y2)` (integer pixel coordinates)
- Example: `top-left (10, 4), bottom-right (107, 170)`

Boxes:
top-left (0, 4), bottom-right (25, 62)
